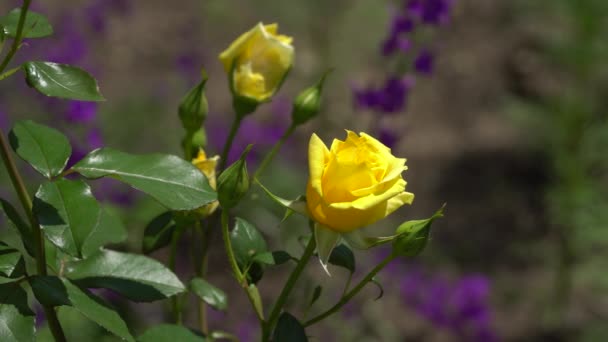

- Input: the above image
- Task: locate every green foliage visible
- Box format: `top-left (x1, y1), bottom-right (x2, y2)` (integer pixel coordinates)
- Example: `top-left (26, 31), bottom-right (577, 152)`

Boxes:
top-left (328, 244), bottom-right (355, 273)
top-left (217, 146), bottom-right (251, 209)
top-left (392, 206), bottom-right (444, 257)
top-left (65, 249), bottom-right (185, 302)
top-left (138, 324), bottom-right (206, 342)
top-left (9, 120), bottom-right (71, 179)
top-left (189, 278), bottom-right (228, 311)
top-left (0, 9), bottom-right (53, 38)
top-left (230, 217), bottom-right (268, 268)
top-left (23, 62), bottom-right (104, 101)
top-left (30, 276), bottom-right (134, 341)
top-left (0, 282), bottom-right (34, 342)
top-left (0, 244), bottom-right (25, 278)
top-left (273, 312), bottom-right (308, 342)
top-left (33, 179), bottom-right (124, 258)
top-left (142, 211), bottom-right (176, 254)
top-left (292, 70), bottom-right (330, 125)
top-left (0, 199), bottom-right (34, 257)
top-left (73, 148), bottom-right (216, 210)
top-left (179, 74), bottom-right (208, 134)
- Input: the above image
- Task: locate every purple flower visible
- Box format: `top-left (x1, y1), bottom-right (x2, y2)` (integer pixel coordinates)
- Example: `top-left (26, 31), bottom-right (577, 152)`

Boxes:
top-left (394, 265), bottom-right (498, 341)
top-left (354, 76), bottom-right (414, 114)
top-left (414, 49), bottom-right (435, 75)
top-left (65, 101), bottom-right (97, 124)
top-left (406, 0), bottom-right (454, 25)
top-left (379, 128), bottom-right (400, 148)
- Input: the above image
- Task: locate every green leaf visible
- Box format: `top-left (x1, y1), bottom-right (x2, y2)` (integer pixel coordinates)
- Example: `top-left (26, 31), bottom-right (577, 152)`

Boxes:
top-left (0, 8), bottom-right (53, 38)
top-left (73, 148), bottom-right (216, 211)
top-left (189, 278), bottom-right (227, 311)
top-left (0, 199), bottom-right (34, 257)
top-left (328, 244), bottom-right (355, 273)
top-left (271, 251), bottom-right (294, 265)
top-left (142, 212), bottom-right (176, 254)
top-left (9, 120), bottom-right (71, 179)
top-left (309, 285), bottom-right (322, 307)
top-left (33, 179), bottom-right (100, 257)
top-left (138, 324), bottom-right (206, 342)
top-left (0, 244), bottom-right (24, 278)
top-left (230, 218), bottom-right (268, 268)
top-left (392, 205), bottom-right (445, 257)
top-left (23, 62), bottom-right (104, 101)
top-left (81, 208), bottom-right (128, 258)
top-left (65, 249), bottom-right (185, 302)
top-left (254, 179), bottom-right (309, 217)
top-left (0, 282), bottom-right (34, 342)
top-left (30, 276), bottom-right (134, 341)
top-left (273, 312), bottom-right (308, 342)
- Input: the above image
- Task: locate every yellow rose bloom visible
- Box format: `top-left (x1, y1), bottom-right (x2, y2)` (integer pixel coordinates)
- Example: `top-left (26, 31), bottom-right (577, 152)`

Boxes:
top-left (192, 149), bottom-right (220, 216)
top-left (306, 131), bottom-right (414, 233)
top-left (219, 23), bottom-right (294, 102)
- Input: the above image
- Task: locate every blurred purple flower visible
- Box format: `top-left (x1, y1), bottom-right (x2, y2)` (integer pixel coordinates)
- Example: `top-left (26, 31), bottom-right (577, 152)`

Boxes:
top-left (65, 101), bottom-right (97, 123)
top-left (354, 76), bottom-right (415, 114)
top-left (87, 128), bottom-right (104, 149)
top-left (84, 0), bottom-right (132, 34)
top-left (236, 315), bottom-right (258, 342)
top-left (379, 128), bottom-right (400, 148)
top-left (414, 49), bottom-right (435, 75)
top-left (407, 0), bottom-right (454, 25)
top-left (399, 270), bottom-right (498, 342)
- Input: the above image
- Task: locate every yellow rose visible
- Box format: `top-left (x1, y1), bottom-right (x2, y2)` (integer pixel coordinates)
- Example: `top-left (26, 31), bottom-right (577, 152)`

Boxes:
top-left (219, 23), bottom-right (294, 102)
top-left (306, 131), bottom-right (414, 233)
top-left (192, 149), bottom-right (220, 216)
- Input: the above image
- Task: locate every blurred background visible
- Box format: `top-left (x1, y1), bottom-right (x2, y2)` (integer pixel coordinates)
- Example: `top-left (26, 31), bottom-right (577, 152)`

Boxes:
top-left (1, 0), bottom-right (608, 341)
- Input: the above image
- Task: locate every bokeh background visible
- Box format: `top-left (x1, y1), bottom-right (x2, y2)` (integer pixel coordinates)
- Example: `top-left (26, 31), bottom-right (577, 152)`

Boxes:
top-left (1, 0), bottom-right (608, 341)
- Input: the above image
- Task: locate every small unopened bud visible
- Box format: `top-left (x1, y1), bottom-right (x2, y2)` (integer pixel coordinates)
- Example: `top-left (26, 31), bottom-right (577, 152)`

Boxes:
top-left (292, 70), bottom-right (331, 125)
top-left (217, 145), bottom-right (252, 209)
top-left (179, 70), bottom-right (208, 133)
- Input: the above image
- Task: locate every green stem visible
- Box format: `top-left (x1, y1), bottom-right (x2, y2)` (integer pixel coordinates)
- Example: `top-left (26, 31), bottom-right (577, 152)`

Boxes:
top-left (0, 65), bottom-right (22, 81)
top-left (0, 1), bottom-right (29, 73)
top-left (195, 220), bottom-right (211, 334)
top-left (219, 117), bottom-right (242, 170)
top-left (303, 253), bottom-right (395, 327)
top-left (263, 237), bottom-right (316, 341)
top-left (220, 210), bottom-right (265, 324)
top-left (253, 123), bottom-right (296, 179)
top-left (0, 1), bottom-right (67, 341)
top-left (169, 226), bottom-right (185, 325)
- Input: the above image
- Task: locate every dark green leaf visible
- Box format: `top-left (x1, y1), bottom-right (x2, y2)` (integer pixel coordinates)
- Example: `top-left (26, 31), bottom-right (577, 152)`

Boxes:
top-left (33, 179), bottom-right (100, 257)
top-left (273, 312), bottom-right (307, 342)
top-left (0, 199), bottom-right (34, 257)
top-left (328, 244), bottom-right (355, 273)
top-left (30, 276), bottom-right (134, 341)
top-left (0, 282), bottom-right (34, 342)
top-left (23, 62), bottom-right (104, 101)
top-left (309, 285), bottom-right (322, 307)
top-left (230, 217), bottom-right (268, 268)
top-left (142, 212), bottom-right (175, 254)
top-left (73, 148), bottom-right (216, 211)
top-left (189, 278), bottom-right (227, 311)
top-left (392, 206), bottom-right (444, 257)
top-left (81, 209), bottom-right (127, 258)
top-left (271, 251), bottom-right (294, 265)
top-left (138, 324), bottom-right (206, 342)
top-left (9, 120), bottom-right (71, 179)
top-left (65, 249), bottom-right (185, 302)
top-left (0, 244), bottom-right (24, 278)
top-left (0, 8), bottom-right (53, 38)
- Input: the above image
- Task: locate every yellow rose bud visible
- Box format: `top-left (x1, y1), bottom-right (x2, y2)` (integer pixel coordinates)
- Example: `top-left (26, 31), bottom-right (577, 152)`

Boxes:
top-left (192, 149), bottom-right (220, 216)
top-left (219, 23), bottom-right (294, 103)
top-left (306, 131), bottom-right (414, 233)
